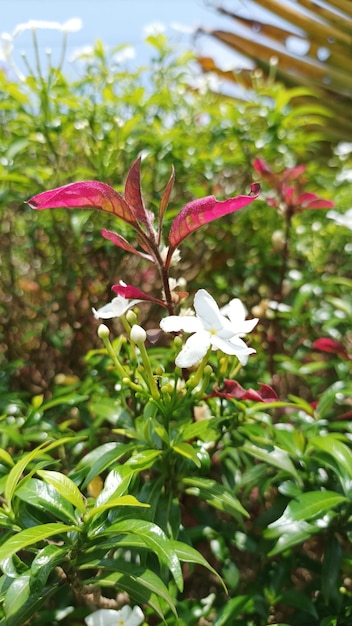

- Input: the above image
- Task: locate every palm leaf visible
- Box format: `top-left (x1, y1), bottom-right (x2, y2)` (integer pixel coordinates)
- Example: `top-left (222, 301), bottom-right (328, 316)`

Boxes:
top-left (199, 1), bottom-right (352, 142)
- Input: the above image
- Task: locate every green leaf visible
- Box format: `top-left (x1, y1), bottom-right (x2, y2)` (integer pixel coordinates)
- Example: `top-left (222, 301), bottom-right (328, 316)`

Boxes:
top-left (213, 595), bottom-right (254, 625)
top-left (0, 449), bottom-right (14, 467)
top-left (172, 443), bottom-right (201, 467)
top-left (15, 478), bottom-right (78, 525)
top-left (309, 435), bottom-right (352, 493)
top-left (183, 477), bottom-right (249, 519)
top-left (4, 438), bottom-right (80, 511)
top-left (266, 520), bottom-right (321, 557)
top-left (268, 490), bottom-right (348, 529)
top-left (30, 544), bottom-right (68, 591)
top-left (4, 574), bottom-right (30, 618)
top-left (76, 442), bottom-right (135, 488)
top-left (0, 523), bottom-right (78, 563)
top-left (85, 495), bottom-right (149, 521)
top-left (125, 449), bottom-right (162, 470)
top-left (170, 540), bottom-right (226, 591)
top-left (36, 470), bottom-right (85, 514)
top-left (97, 519), bottom-right (183, 591)
top-left (80, 559), bottom-right (177, 618)
top-left (241, 442), bottom-right (299, 479)
top-left (85, 569), bottom-right (170, 621)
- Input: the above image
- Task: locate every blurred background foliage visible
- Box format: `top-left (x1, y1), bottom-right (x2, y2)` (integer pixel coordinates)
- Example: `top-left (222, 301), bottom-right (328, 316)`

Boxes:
top-left (1, 33), bottom-right (350, 393)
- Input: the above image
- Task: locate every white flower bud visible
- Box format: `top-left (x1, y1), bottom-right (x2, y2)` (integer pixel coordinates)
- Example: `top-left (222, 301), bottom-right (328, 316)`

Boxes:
top-left (130, 324), bottom-right (147, 344)
top-left (97, 323), bottom-right (110, 339)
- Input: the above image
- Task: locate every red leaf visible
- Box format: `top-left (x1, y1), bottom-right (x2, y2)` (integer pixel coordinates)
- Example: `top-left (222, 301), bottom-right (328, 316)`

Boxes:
top-left (101, 229), bottom-right (154, 261)
top-left (124, 158), bottom-right (155, 232)
top-left (168, 183), bottom-right (260, 249)
top-left (296, 192), bottom-right (334, 210)
top-left (312, 338), bottom-right (350, 360)
top-left (27, 181), bottom-right (138, 227)
top-left (112, 284), bottom-right (167, 308)
top-left (211, 380), bottom-right (278, 402)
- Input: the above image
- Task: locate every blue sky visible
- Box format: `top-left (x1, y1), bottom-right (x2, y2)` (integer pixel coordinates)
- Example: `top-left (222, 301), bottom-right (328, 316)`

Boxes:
top-left (1, 0), bottom-right (260, 77)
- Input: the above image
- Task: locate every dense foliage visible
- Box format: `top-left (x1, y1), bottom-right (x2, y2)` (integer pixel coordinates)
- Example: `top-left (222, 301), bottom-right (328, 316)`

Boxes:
top-left (0, 23), bottom-right (351, 626)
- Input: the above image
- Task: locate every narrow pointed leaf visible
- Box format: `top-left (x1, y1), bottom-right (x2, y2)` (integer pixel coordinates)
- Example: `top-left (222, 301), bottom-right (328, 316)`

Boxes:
top-left (124, 157), bottom-right (155, 229)
top-left (101, 228), bottom-right (153, 260)
top-left (28, 181), bottom-right (138, 227)
top-left (84, 495), bottom-right (149, 521)
top-left (0, 523), bottom-right (79, 563)
top-left (183, 476), bottom-right (249, 519)
top-left (36, 470), bottom-right (85, 514)
top-left (99, 519), bottom-right (183, 591)
top-left (168, 184), bottom-right (260, 249)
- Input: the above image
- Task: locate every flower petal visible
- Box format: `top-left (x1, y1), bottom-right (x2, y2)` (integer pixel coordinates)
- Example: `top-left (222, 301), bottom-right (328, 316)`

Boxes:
top-left (160, 315), bottom-right (202, 334)
top-left (93, 296), bottom-right (141, 319)
top-left (84, 608), bottom-right (122, 626)
top-left (194, 289), bottom-right (227, 331)
top-left (126, 605), bottom-right (145, 626)
top-left (175, 331), bottom-right (210, 367)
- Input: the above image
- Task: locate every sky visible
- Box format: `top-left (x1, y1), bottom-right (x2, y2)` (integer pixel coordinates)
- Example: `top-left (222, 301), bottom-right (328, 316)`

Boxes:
top-left (1, 0), bottom-right (261, 78)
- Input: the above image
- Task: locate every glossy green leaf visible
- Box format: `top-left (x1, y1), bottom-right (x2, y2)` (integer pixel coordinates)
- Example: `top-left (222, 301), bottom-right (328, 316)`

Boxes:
top-left (4, 438), bottom-right (79, 511)
top-left (213, 595), bottom-right (254, 625)
top-left (170, 539), bottom-right (226, 591)
top-left (30, 544), bottom-right (68, 591)
top-left (309, 435), bottom-right (352, 491)
top-left (15, 478), bottom-right (78, 524)
top-left (172, 443), bottom-right (201, 467)
top-left (0, 450), bottom-right (14, 467)
top-left (0, 523), bottom-right (78, 563)
top-left (183, 476), bottom-right (249, 519)
top-left (78, 442), bottom-right (135, 488)
top-left (266, 519), bottom-right (321, 556)
top-left (4, 574), bottom-right (30, 618)
top-left (97, 519), bottom-right (183, 591)
top-left (36, 470), bottom-right (85, 514)
top-left (80, 559), bottom-right (176, 617)
top-left (85, 495), bottom-right (149, 521)
top-left (267, 491), bottom-right (347, 529)
top-left (241, 442), bottom-right (299, 479)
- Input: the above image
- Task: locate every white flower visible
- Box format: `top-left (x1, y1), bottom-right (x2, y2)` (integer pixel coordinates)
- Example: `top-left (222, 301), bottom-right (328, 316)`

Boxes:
top-left (84, 605), bottom-right (144, 626)
top-left (93, 296), bottom-right (142, 320)
top-left (160, 289), bottom-right (258, 368)
top-left (0, 33), bottom-right (13, 62)
top-left (327, 209), bottom-right (352, 231)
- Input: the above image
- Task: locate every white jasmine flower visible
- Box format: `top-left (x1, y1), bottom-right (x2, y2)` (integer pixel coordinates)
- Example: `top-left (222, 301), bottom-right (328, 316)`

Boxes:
top-left (84, 605), bottom-right (144, 626)
top-left (327, 209), bottom-right (352, 231)
top-left (93, 296), bottom-right (142, 320)
top-left (160, 289), bottom-right (258, 368)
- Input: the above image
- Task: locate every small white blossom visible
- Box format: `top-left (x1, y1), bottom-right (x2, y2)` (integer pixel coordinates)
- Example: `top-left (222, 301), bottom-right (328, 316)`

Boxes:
top-left (160, 289), bottom-right (258, 368)
top-left (327, 209), bottom-right (352, 231)
top-left (84, 605), bottom-right (144, 626)
top-left (93, 296), bottom-right (141, 320)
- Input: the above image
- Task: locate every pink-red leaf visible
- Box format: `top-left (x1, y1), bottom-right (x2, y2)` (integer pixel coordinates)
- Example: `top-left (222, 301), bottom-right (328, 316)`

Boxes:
top-left (211, 380), bottom-right (279, 402)
top-left (296, 192), bottom-right (334, 210)
top-left (28, 181), bottom-right (138, 227)
top-left (312, 338), bottom-right (350, 360)
top-left (168, 184), bottom-right (260, 249)
top-left (112, 284), bottom-right (167, 308)
top-left (101, 229), bottom-right (154, 261)
top-left (124, 157), bottom-right (155, 231)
